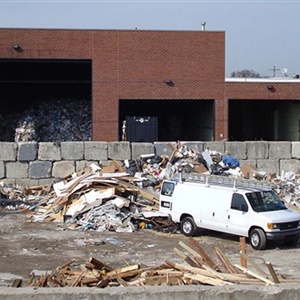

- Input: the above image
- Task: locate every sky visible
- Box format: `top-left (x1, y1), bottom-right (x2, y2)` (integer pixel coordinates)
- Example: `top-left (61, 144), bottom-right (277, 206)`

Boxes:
top-left (1, 0), bottom-right (300, 77)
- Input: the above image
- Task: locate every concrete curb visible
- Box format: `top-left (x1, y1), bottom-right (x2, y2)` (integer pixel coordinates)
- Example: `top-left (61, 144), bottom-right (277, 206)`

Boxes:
top-left (0, 284), bottom-right (300, 299)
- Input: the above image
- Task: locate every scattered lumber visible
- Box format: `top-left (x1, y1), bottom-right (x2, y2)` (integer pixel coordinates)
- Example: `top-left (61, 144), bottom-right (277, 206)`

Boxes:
top-left (13, 238), bottom-right (297, 289)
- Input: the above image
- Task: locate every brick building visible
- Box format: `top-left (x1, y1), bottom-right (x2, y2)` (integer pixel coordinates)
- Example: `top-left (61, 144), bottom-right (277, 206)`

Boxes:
top-left (0, 28), bottom-right (300, 142)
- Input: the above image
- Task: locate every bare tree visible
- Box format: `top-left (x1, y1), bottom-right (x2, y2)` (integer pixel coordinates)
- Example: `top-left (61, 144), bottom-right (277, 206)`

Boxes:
top-left (230, 69), bottom-right (261, 78)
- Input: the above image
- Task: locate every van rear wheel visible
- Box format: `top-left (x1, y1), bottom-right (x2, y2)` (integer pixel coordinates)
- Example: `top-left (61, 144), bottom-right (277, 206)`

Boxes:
top-left (181, 217), bottom-right (196, 237)
top-left (250, 228), bottom-right (267, 250)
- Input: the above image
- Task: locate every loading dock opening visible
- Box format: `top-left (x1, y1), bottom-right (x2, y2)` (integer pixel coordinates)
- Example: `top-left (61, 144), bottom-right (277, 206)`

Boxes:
top-left (229, 100), bottom-right (300, 141)
top-left (0, 59), bottom-right (92, 142)
top-left (119, 99), bottom-right (214, 142)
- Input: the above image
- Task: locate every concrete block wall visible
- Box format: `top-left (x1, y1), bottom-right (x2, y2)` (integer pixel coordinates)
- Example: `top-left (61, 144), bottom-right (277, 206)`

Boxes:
top-left (1, 141), bottom-right (300, 187)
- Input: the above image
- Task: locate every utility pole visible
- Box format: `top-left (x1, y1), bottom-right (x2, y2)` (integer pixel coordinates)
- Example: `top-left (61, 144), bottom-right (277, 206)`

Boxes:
top-left (269, 66), bottom-right (280, 77)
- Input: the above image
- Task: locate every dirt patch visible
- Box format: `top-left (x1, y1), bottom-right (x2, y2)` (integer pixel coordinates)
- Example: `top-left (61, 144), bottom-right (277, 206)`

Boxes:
top-left (1, 209), bottom-right (300, 287)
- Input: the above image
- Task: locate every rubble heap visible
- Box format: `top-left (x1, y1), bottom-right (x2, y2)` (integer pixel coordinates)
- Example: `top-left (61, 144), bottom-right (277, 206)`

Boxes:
top-left (0, 97), bottom-right (92, 142)
top-left (0, 161), bottom-right (175, 233)
top-left (2, 141), bottom-right (300, 232)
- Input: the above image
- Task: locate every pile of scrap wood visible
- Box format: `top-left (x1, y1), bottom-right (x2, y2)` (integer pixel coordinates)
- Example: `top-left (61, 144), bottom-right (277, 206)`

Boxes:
top-left (10, 237), bottom-right (300, 288)
top-left (1, 161), bottom-right (175, 233)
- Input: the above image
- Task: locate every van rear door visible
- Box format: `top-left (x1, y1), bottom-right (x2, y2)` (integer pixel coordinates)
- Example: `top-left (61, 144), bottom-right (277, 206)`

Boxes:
top-left (227, 193), bottom-right (250, 236)
top-left (159, 180), bottom-right (175, 214)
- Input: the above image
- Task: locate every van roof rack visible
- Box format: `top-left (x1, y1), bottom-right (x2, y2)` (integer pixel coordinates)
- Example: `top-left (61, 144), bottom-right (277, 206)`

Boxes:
top-left (175, 172), bottom-right (275, 190)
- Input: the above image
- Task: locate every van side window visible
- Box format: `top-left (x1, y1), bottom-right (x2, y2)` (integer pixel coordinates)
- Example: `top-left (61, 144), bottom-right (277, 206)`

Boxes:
top-left (231, 193), bottom-right (248, 211)
top-left (161, 182), bottom-right (175, 196)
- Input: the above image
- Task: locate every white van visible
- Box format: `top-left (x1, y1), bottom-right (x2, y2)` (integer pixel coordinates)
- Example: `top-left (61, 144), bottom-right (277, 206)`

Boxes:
top-left (159, 173), bottom-right (300, 250)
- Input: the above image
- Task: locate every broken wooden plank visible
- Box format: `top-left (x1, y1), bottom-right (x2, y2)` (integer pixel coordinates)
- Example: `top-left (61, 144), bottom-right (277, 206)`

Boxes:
top-left (234, 264), bottom-right (275, 285)
top-left (55, 259), bottom-right (76, 271)
top-left (11, 278), bottom-right (22, 287)
top-left (118, 179), bottom-right (159, 203)
top-left (184, 273), bottom-right (233, 286)
top-left (265, 261), bottom-right (280, 283)
top-left (178, 241), bottom-right (205, 268)
top-left (240, 252), bottom-right (267, 278)
top-left (80, 277), bottom-right (101, 286)
top-left (214, 247), bottom-right (237, 274)
top-left (104, 264), bottom-right (141, 280)
top-left (89, 257), bottom-right (113, 272)
top-left (48, 275), bottom-right (65, 287)
top-left (188, 237), bottom-right (219, 270)
top-left (71, 271), bottom-right (85, 287)
top-left (173, 247), bottom-right (200, 268)
top-left (116, 277), bottom-right (130, 287)
top-left (143, 274), bottom-right (183, 286)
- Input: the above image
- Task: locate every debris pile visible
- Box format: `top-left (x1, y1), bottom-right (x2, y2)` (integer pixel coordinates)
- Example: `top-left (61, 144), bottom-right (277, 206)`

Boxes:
top-left (10, 237), bottom-right (300, 288)
top-left (2, 141), bottom-right (300, 230)
top-left (0, 161), bottom-right (175, 233)
top-left (14, 118), bottom-right (36, 142)
top-left (0, 97), bottom-right (92, 142)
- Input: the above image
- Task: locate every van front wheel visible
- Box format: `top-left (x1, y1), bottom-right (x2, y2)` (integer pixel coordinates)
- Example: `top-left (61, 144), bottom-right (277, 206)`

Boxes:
top-left (250, 228), bottom-right (267, 250)
top-left (181, 217), bottom-right (196, 237)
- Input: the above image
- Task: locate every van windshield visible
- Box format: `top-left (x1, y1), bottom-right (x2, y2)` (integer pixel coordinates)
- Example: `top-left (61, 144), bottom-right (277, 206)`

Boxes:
top-left (246, 190), bottom-right (287, 212)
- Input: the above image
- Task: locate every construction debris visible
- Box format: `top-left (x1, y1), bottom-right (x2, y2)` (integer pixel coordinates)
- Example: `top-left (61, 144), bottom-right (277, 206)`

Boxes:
top-left (2, 141), bottom-right (300, 231)
top-left (0, 161), bottom-right (175, 233)
top-left (9, 237), bottom-right (300, 288)
top-left (1, 97), bottom-right (92, 142)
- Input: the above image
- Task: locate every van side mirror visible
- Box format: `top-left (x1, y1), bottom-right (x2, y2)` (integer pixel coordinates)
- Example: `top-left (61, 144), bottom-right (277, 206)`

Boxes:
top-left (239, 204), bottom-right (248, 212)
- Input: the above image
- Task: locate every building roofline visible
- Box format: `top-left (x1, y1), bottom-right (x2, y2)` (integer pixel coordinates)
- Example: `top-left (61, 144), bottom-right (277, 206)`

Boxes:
top-left (0, 27), bottom-right (224, 33)
top-left (225, 77), bottom-right (300, 83)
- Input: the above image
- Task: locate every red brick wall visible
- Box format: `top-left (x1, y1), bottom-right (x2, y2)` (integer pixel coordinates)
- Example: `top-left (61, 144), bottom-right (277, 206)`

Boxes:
top-left (92, 30), bottom-right (226, 140)
top-left (226, 82), bottom-right (300, 100)
top-left (2, 29), bottom-right (300, 142)
top-left (0, 28), bottom-right (94, 59)
top-left (0, 28), bottom-right (225, 141)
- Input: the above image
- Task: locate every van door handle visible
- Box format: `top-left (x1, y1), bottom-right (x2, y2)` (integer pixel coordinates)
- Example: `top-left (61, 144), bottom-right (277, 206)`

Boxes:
top-left (228, 215), bottom-right (230, 220)
top-left (212, 212), bottom-right (215, 217)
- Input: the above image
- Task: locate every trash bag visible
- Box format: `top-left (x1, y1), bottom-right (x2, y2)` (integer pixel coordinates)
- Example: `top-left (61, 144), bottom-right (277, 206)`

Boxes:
top-left (148, 155), bottom-right (163, 165)
top-left (125, 160), bottom-right (138, 175)
top-left (210, 163), bottom-right (225, 175)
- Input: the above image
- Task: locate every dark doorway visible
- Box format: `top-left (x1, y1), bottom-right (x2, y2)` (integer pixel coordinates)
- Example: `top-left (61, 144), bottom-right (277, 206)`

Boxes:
top-left (229, 100), bottom-right (300, 141)
top-left (0, 59), bottom-right (92, 141)
top-left (119, 99), bottom-right (214, 142)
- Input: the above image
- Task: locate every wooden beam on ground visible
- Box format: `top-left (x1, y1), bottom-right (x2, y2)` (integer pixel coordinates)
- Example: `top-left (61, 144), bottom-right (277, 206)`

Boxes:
top-left (188, 237), bottom-right (219, 270)
top-left (184, 273), bottom-right (233, 286)
top-left (11, 278), bottom-right (22, 287)
top-left (234, 264), bottom-right (275, 285)
top-left (214, 247), bottom-right (237, 274)
top-left (173, 247), bottom-right (200, 268)
top-left (240, 252), bottom-right (267, 278)
top-left (104, 264), bottom-right (141, 280)
top-left (56, 260), bottom-right (76, 270)
top-left (89, 257), bottom-right (113, 272)
top-left (71, 271), bottom-right (84, 287)
top-left (265, 261), bottom-right (280, 283)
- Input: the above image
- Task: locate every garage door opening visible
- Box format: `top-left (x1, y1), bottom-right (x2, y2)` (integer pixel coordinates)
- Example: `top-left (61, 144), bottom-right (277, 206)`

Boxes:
top-left (0, 59), bottom-right (92, 142)
top-left (229, 100), bottom-right (300, 141)
top-left (119, 99), bottom-right (214, 142)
